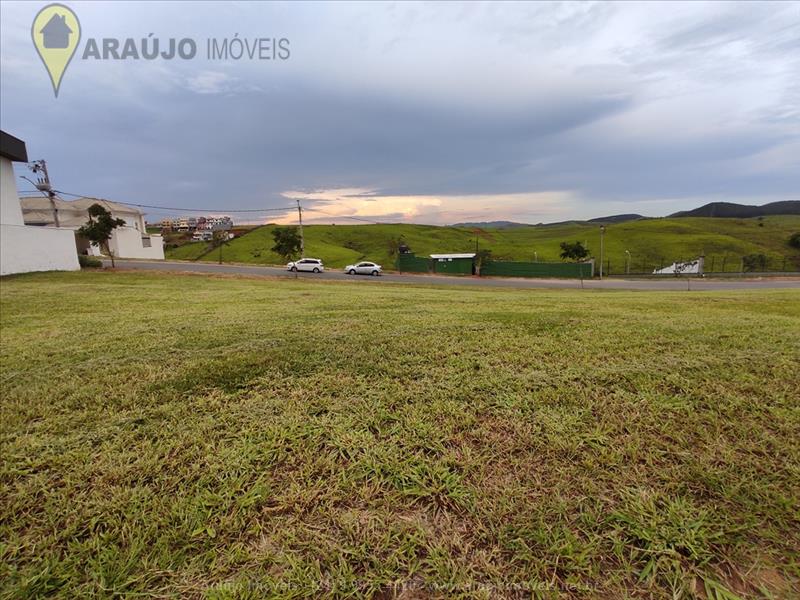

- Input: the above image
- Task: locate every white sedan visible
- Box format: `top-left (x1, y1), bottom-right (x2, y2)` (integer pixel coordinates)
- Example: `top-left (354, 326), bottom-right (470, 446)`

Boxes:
top-left (345, 261), bottom-right (382, 276)
top-left (287, 258), bottom-right (324, 273)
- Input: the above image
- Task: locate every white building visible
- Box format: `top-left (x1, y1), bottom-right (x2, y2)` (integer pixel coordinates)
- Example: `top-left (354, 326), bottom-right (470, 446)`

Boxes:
top-left (201, 216), bottom-right (233, 231)
top-left (175, 216), bottom-right (197, 231)
top-left (20, 196), bottom-right (165, 260)
top-left (0, 131), bottom-right (79, 276)
top-left (192, 229), bottom-right (214, 241)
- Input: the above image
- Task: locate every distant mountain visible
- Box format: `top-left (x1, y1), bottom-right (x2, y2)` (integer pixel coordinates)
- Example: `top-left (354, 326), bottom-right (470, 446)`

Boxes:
top-left (670, 201), bottom-right (800, 218)
top-left (587, 214), bottom-right (645, 224)
top-left (453, 202), bottom-right (800, 227)
top-left (452, 221), bottom-right (530, 228)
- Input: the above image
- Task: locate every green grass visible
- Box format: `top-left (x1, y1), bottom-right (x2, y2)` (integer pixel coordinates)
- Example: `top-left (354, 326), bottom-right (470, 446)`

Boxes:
top-left (164, 239), bottom-right (215, 261)
top-left (1, 271), bottom-right (799, 598)
top-left (165, 216), bottom-right (800, 273)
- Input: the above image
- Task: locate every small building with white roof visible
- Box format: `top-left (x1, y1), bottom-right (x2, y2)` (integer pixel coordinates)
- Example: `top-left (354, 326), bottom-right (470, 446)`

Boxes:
top-left (429, 253), bottom-right (476, 275)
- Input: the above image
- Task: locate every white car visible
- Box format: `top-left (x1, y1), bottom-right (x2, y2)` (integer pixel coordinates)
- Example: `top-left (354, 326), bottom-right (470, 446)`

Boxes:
top-left (287, 258), bottom-right (324, 273)
top-left (345, 261), bottom-right (382, 276)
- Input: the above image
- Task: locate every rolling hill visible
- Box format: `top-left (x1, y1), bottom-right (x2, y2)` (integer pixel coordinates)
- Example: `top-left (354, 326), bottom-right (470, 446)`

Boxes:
top-left (670, 200), bottom-right (800, 218)
top-left (587, 213), bottom-right (644, 223)
top-left (166, 215), bottom-right (800, 273)
top-left (451, 221), bottom-right (530, 228)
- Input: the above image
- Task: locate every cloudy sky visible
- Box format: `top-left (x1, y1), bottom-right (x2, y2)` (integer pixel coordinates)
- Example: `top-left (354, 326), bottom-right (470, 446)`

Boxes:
top-left (1, 1), bottom-right (798, 225)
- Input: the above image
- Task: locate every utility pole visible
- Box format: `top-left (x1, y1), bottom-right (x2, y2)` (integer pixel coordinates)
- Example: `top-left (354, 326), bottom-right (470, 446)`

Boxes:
top-left (625, 250), bottom-right (631, 275)
top-left (296, 198), bottom-right (305, 257)
top-left (599, 225), bottom-right (606, 280)
top-left (475, 236), bottom-right (479, 276)
top-left (28, 159), bottom-right (59, 227)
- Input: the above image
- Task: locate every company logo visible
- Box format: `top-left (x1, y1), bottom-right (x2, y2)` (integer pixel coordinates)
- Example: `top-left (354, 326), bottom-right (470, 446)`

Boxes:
top-left (31, 3), bottom-right (81, 97)
top-left (31, 3), bottom-right (291, 98)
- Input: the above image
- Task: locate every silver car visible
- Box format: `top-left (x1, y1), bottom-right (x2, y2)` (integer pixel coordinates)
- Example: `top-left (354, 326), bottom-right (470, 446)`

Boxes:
top-left (345, 261), bottom-right (382, 276)
top-left (287, 258), bottom-right (324, 273)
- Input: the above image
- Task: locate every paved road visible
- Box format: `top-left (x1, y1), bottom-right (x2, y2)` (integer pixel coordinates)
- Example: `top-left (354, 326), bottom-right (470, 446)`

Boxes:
top-left (105, 260), bottom-right (800, 291)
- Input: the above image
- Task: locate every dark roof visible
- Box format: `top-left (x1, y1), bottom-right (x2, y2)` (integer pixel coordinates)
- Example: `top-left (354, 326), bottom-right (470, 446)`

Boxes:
top-left (41, 14), bottom-right (72, 34)
top-left (0, 131), bottom-right (28, 162)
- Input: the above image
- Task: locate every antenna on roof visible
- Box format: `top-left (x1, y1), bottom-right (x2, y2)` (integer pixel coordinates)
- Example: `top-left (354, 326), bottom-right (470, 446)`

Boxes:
top-left (27, 159), bottom-right (60, 227)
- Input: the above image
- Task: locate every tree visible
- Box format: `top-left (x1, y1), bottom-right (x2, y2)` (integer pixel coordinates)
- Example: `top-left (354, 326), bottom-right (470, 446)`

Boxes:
top-left (742, 253), bottom-right (767, 272)
top-left (475, 248), bottom-right (492, 275)
top-left (212, 230), bottom-right (230, 264)
top-left (387, 237), bottom-right (400, 258)
top-left (271, 226), bottom-right (302, 261)
top-left (388, 237), bottom-right (411, 258)
top-left (789, 232), bottom-right (800, 249)
top-left (559, 241), bottom-right (589, 261)
top-left (77, 203), bottom-right (125, 267)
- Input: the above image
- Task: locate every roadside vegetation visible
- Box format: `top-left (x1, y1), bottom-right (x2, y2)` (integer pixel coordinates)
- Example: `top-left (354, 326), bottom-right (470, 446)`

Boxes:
top-left (77, 255), bottom-right (102, 268)
top-left (1, 272), bottom-right (798, 598)
top-left (164, 216), bottom-right (800, 272)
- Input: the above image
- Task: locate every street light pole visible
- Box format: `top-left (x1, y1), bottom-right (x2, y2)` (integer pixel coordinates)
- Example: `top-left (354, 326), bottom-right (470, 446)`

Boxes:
top-left (599, 225), bottom-right (605, 280)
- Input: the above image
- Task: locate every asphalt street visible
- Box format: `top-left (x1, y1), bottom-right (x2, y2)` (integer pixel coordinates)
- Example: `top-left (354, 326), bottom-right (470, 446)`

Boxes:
top-left (104, 260), bottom-right (800, 291)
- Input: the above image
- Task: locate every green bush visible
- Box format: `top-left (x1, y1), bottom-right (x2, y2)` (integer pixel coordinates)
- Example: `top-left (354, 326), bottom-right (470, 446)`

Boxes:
top-left (78, 254), bottom-right (102, 268)
top-left (742, 253), bottom-right (767, 272)
top-left (789, 232), bottom-right (800, 249)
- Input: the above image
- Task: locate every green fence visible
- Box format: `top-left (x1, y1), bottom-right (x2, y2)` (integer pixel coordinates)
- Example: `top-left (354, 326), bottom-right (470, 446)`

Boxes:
top-left (432, 257), bottom-right (474, 275)
top-left (480, 261), bottom-right (593, 279)
top-left (396, 253), bottom-right (431, 273)
top-left (398, 254), bottom-right (594, 278)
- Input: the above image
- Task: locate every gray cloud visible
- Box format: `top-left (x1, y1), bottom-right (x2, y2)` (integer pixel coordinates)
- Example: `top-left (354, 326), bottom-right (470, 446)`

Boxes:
top-left (1, 0), bottom-right (798, 223)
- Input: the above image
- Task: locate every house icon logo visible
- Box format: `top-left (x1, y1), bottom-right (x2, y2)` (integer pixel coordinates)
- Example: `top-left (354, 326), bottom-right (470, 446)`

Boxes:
top-left (31, 4), bottom-right (81, 97)
top-left (41, 13), bottom-right (72, 49)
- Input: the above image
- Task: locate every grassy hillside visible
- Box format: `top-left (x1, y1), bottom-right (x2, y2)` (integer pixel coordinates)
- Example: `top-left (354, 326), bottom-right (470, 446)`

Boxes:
top-left (166, 215), bottom-right (800, 272)
top-left (671, 200), bottom-right (800, 218)
top-left (2, 271), bottom-right (799, 597)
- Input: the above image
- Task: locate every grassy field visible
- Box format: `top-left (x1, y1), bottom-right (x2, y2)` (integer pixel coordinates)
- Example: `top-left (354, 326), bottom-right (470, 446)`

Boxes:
top-left (1, 271), bottom-right (799, 598)
top-left (164, 216), bottom-right (800, 272)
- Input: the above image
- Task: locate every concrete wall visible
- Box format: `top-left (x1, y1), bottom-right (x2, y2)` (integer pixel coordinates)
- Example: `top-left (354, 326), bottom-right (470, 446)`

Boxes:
top-left (118, 213), bottom-right (146, 232)
top-left (1, 157), bottom-right (25, 226)
top-left (1, 156), bottom-right (80, 276)
top-left (108, 226), bottom-right (164, 259)
top-left (0, 224), bottom-right (80, 275)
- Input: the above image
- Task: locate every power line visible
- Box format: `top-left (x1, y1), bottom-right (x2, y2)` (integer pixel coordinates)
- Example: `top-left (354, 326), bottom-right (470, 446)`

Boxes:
top-left (21, 187), bottom-right (545, 226)
top-left (302, 207), bottom-right (393, 224)
top-left (26, 191), bottom-right (390, 224)
top-left (51, 189), bottom-right (295, 213)
top-left (26, 192), bottom-right (386, 223)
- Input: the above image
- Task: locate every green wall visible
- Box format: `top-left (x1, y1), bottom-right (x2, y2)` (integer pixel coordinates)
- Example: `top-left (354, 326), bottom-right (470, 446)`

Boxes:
top-left (481, 261), bottom-right (593, 278)
top-left (396, 254), bottom-right (431, 273)
top-left (398, 254), bottom-right (593, 278)
top-left (432, 258), bottom-right (474, 275)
